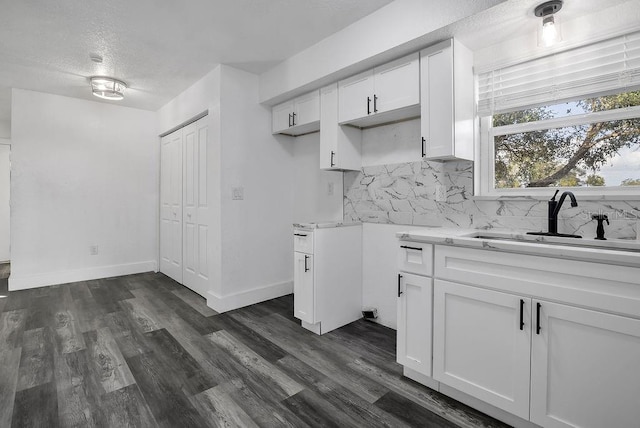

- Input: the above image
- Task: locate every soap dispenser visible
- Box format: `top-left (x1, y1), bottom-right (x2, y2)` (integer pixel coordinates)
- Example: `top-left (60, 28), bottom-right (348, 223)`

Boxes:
top-left (591, 214), bottom-right (609, 240)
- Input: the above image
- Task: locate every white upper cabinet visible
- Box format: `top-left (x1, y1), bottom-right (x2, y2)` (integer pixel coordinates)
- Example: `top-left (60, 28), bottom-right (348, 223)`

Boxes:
top-left (272, 90), bottom-right (320, 136)
top-left (338, 53), bottom-right (420, 128)
top-left (420, 39), bottom-right (474, 161)
top-left (319, 83), bottom-right (362, 171)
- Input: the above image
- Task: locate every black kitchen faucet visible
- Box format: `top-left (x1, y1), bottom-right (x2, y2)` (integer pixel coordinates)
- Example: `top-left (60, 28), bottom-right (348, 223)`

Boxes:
top-left (527, 190), bottom-right (582, 238)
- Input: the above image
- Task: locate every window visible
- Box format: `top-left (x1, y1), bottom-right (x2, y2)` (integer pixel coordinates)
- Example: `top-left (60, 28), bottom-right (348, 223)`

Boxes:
top-left (492, 91), bottom-right (640, 189)
top-left (477, 31), bottom-right (640, 196)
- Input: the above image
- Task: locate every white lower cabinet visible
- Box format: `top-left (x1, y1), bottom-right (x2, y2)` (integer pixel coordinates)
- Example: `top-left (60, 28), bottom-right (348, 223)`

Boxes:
top-left (530, 300), bottom-right (640, 428)
top-left (293, 251), bottom-right (314, 324)
top-left (397, 273), bottom-right (432, 376)
top-left (433, 280), bottom-right (531, 419)
top-left (293, 225), bottom-right (362, 335)
top-left (397, 242), bottom-right (640, 428)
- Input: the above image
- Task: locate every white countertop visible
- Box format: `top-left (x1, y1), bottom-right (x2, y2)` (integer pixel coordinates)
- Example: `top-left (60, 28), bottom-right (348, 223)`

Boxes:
top-left (293, 221), bottom-right (362, 230)
top-left (397, 227), bottom-right (640, 266)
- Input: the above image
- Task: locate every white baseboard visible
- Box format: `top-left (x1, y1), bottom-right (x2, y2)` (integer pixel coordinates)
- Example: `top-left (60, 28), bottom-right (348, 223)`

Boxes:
top-left (206, 280), bottom-right (293, 313)
top-left (8, 260), bottom-right (158, 291)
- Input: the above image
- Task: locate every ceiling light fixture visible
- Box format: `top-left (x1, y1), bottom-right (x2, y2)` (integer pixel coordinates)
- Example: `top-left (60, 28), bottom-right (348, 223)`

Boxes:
top-left (535, 0), bottom-right (563, 47)
top-left (90, 76), bottom-right (127, 100)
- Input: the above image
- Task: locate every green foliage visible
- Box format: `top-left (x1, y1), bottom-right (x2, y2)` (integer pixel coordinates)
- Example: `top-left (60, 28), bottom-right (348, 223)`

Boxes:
top-left (621, 178), bottom-right (640, 186)
top-left (494, 90), bottom-right (640, 188)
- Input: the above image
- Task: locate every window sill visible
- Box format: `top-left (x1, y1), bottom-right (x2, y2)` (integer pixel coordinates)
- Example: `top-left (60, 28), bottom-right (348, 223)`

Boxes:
top-left (473, 192), bottom-right (640, 202)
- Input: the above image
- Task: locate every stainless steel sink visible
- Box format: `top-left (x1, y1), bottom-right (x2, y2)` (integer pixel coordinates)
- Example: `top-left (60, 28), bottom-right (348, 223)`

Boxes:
top-left (464, 231), bottom-right (640, 253)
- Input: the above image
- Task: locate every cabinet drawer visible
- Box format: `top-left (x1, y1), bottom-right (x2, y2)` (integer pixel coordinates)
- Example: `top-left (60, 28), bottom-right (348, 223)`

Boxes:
top-left (294, 229), bottom-right (314, 254)
top-left (398, 242), bottom-right (433, 276)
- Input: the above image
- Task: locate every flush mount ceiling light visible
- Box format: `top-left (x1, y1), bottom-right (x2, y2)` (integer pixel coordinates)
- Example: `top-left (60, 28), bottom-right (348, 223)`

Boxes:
top-left (535, 0), bottom-right (563, 47)
top-left (90, 76), bottom-right (127, 100)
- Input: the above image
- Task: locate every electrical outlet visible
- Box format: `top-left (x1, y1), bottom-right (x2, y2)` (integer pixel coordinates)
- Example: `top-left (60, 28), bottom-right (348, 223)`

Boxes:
top-left (435, 185), bottom-right (446, 202)
top-left (232, 186), bottom-right (244, 200)
top-left (89, 245), bottom-right (99, 255)
top-left (327, 182), bottom-right (334, 196)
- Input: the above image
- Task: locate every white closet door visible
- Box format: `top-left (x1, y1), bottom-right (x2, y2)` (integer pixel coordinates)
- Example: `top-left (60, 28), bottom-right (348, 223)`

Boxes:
top-left (160, 131), bottom-right (183, 283)
top-left (182, 117), bottom-right (209, 296)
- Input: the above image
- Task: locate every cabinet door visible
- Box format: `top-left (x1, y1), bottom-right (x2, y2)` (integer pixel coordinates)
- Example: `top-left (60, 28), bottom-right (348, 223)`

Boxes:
top-left (160, 131), bottom-right (183, 283)
top-left (338, 69), bottom-right (374, 124)
top-left (294, 252), bottom-right (314, 324)
top-left (374, 53), bottom-right (420, 115)
top-left (293, 90), bottom-right (319, 127)
top-left (530, 300), bottom-right (640, 428)
top-left (397, 273), bottom-right (432, 376)
top-left (181, 118), bottom-right (209, 297)
top-left (320, 83), bottom-right (362, 170)
top-left (421, 42), bottom-right (454, 160)
top-left (320, 85), bottom-right (339, 169)
top-left (272, 101), bottom-right (294, 134)
top-left (433, 280), bottom-right (531, 419)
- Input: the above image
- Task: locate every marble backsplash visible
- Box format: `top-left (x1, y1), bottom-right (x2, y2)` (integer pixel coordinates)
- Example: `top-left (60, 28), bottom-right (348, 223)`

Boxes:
top-left (343, 160), bottom-right (640, 240)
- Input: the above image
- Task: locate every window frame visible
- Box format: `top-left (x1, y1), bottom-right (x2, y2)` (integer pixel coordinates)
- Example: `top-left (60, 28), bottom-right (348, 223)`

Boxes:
top-left (476, 103), bottom-right (640, 198)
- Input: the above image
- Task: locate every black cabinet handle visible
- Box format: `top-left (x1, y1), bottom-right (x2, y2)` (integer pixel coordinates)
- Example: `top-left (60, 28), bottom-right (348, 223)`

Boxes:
top-left (519, 299), bottom-right (525, 331)
top-left (330, 151), bottom-right (335, 167)
top-left (288, 113), bottom-right (292, 127)
top-left (400, 245), bottom-right (422, 251)
top-left (536, 302), bottom-right (541, 334)
top-left (421, 137), bottom-right (426, 158)
top-left (292, 112), bottom-right (297, 126)
top-left (304, 255), bottom-right (309, 272)
top-left (373, 94), bottom-right (378, 113)
top-left (294, 233), bottom-right (307, 237)
top-left (367, 97), bottom-right (371, 115)
top-left (397, 274), bottom-right (403, 297)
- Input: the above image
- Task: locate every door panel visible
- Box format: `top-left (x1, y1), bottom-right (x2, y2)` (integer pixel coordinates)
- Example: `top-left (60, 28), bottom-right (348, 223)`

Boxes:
top-left (422, 44), bottom-right (454, 159)
top-left (530, 300), bottom-right (640, 428)
top-left (294, 252), bottom-right (314, 324)
top-left (374, 53), bottom-right (420, 114)
top-left (397, 273), bottom-right (432, 376)
top-left (338, 69), bottom-right (374, 124)
top-left (433, 280), bottom-right (531, 419)
top-left (160, 131), bottom-right (183, 283)
top-left (182, 118), bottom-right (209, 296)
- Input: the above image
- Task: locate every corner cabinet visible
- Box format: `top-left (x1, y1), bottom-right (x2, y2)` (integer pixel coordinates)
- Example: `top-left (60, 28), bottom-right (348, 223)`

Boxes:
top-left (420, 39), bottom-right (474, 161)
top-left (272, 90), bottom-right (320, 136)
top-left (319, 83), bottom-right (362, 171)
top-left (338, 53), bottom-right (420, 128)
top-left (402, 243), bottom-right (640, 428)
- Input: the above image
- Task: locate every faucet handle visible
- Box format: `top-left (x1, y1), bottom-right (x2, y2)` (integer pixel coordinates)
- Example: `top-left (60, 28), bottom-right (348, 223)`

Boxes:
top-left (550, 189), bottom-right (560, 201)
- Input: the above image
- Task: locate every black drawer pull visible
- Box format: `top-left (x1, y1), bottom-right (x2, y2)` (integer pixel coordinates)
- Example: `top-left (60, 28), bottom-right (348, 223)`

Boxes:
top-left (304, 255), bottom-right (310, 272)
top-left (536, 302), bottom-right (542, 334)
top-left (367, 97), bottom-right (371, 115)
top-left (294, 233), bottom-right (308, 237)
top-left (421, 137), bottom-right (426, 158)
top-left (519, 299), bottom-right (525, 331)
top-left (400, 245), bottom-right (422, 251)
top-left (397, 274), bottom-right (403, 297)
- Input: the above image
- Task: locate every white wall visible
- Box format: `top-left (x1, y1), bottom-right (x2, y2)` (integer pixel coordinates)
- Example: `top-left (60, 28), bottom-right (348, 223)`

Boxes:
top-left (0, 140), bottom-right (9, 262)
top-left (0, 121), bottom-right (10, 139)
top-left (292, 132), bottom-right (343, 223)
top-left (218, 65), bottom-right (295, 307)
top-left (259, 0), bottom-right (504, 104)
top-left (362, 223), bottom-right (416, 329)
top-left (9, 89), bottom-right (158, 289)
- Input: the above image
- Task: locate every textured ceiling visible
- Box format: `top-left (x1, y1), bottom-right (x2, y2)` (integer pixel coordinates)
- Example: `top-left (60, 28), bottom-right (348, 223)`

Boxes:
top-left (0, 0), bottom-right (393, 125)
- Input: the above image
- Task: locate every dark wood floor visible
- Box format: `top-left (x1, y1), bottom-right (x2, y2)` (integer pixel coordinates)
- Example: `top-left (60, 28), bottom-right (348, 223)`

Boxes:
top-left (0, 272), bottom-right (508, 428)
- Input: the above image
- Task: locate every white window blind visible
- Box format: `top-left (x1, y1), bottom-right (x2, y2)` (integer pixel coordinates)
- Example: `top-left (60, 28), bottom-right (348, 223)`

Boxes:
top-left (478, 31), bottom-right (640, 116)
